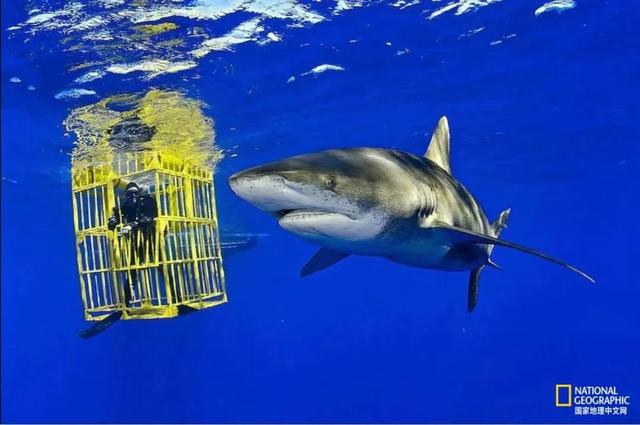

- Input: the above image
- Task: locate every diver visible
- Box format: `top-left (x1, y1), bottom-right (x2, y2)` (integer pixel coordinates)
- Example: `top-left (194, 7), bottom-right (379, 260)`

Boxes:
top-left (80, 181), bottom-right (159, 338)
top-left (108, 181), bottom-right (159, 308)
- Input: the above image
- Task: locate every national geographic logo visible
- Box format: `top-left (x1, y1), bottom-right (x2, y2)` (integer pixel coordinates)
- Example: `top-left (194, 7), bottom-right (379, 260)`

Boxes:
top-left (555, 384), bottom-right (631, 417)
top-left (556, 384), bottom-right (572, 407)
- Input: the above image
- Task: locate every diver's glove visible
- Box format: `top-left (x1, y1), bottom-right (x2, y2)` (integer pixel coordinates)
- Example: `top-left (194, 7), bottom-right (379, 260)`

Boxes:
top-left (107, 216), bottom-right (118, 231)
top-left (118, 224), bottom-right (133, 236)
top-left (139, 217), bottom-right (153, 225)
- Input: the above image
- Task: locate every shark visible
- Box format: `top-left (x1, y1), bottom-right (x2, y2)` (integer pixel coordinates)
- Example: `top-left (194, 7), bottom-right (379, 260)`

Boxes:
top-left (228, 116), bottom-right (594, 311)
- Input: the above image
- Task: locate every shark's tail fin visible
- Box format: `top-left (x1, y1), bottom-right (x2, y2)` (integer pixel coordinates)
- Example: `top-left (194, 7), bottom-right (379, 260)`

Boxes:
top-left (468, 208), bottom-right (511, 312)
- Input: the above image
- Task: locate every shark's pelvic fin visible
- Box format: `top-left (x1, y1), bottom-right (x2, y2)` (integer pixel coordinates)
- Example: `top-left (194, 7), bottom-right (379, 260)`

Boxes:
top-left (486, 258), bottom-right (502, 270)
top-left (425, 116), bottom-right (451, 174)
top-left (429, 224), bottom-right (595, 283)
top-left (301, 248), bottom-right (350, 277)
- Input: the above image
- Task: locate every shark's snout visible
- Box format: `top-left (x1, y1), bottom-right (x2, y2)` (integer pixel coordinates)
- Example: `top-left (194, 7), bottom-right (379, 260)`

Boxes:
top-left (228, 172), bottom-right (252, 197)
top-left (228, 169), bottom-right (307, 215)
top-left (228, 173), bottom-right (241, 193)
top-left (229, 169), bottom-right (286, 190)
top-left (228, 172), bottom-right (250, 202)
top-left (227, 171), bottom-right (241, 188)
top-left (228, 151), bottom-right (405, 254)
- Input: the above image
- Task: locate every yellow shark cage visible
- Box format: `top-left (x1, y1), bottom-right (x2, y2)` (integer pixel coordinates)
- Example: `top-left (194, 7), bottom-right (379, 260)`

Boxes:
top-left (71, 151), bottom-right (227, 321)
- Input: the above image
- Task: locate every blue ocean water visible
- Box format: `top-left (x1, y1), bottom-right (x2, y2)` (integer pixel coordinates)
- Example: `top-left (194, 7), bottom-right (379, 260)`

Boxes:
top-left (2, 0), bottom-right (639, 423)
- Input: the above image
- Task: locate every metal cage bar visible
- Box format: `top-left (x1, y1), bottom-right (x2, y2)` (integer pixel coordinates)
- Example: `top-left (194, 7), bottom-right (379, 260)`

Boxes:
top-left (72, 151), bottom-right (227, 321)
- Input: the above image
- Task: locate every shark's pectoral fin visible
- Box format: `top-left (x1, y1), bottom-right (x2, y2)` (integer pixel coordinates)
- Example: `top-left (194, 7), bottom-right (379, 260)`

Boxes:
top-left (428, 224), bottom-right (595, 283)
top-left (468, 267), bottom-right (483, 312)
top-left (301, 248), bottom-right (350, 277)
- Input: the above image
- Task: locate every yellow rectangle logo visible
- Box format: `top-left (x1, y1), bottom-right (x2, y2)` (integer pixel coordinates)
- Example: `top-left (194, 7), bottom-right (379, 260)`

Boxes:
top-left (556, 384), bottom-right (572, 407)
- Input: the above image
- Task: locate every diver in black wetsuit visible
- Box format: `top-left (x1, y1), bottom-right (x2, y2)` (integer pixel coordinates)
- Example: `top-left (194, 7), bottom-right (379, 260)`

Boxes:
top-left (108, 181), bottom-right (159, 307)
top-left (80, 182), bottom-right (158, 338)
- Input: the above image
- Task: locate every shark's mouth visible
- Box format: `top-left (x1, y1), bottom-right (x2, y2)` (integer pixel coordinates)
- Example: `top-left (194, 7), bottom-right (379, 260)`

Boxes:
top-left (274, 209), bottom-right (294, 220)
top-left (275, 209), bottom-right (338, 222)
top-left (276, 208), bottom-right (385, 243)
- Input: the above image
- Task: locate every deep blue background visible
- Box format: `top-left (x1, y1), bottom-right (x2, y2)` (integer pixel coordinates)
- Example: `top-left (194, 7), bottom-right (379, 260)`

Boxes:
top-left (2, 1), bottom-right (639, 423)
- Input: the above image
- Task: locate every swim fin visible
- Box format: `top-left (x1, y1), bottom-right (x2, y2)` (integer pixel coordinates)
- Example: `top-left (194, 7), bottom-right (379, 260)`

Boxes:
top-left (79, 311), bottom-right (122, 339)
top-left (178, 305), bottom-right (199, 316)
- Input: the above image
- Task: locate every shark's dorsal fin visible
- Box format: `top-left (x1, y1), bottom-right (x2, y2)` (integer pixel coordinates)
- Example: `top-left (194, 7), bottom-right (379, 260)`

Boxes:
top-left (425, 116), bottom-right (451, 174)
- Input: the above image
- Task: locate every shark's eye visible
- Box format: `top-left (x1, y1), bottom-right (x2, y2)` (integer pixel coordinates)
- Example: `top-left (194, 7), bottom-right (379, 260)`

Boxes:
top-left (325, 176), bottom-right (336, 190)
